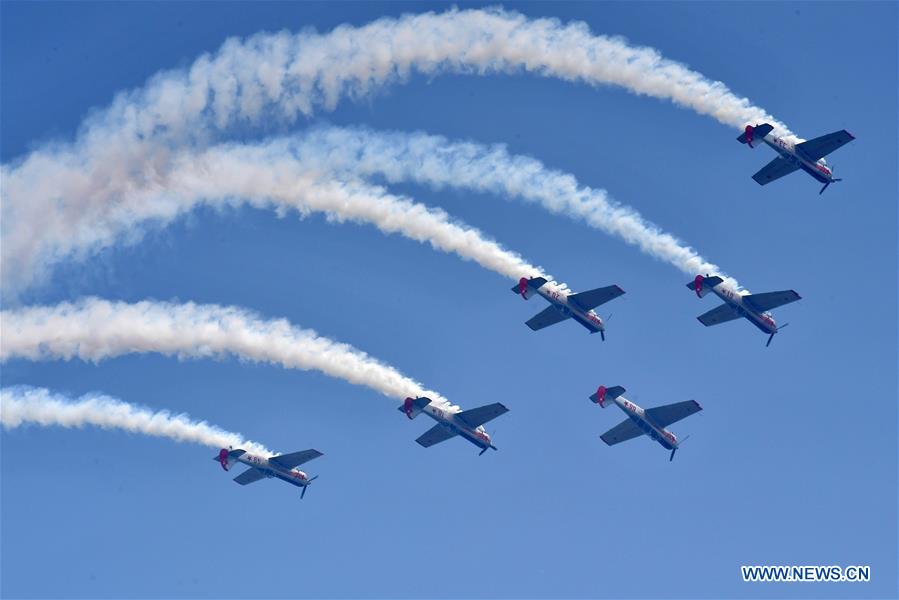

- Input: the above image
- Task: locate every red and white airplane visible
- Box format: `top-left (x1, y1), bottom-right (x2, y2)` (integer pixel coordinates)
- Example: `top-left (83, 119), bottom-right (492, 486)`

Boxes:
top-left (689, 274), bottom-right (801, 347)
top-left (513, 276), bottom-right (625, 339)
top-left (589, 385), bottom-right (702, 461)
top-left (738, 123), bottom-right (855, 194)
top-left (215, 447), bottom-right (323, 498)
top-left (400, 397), bottom-right (508, 455)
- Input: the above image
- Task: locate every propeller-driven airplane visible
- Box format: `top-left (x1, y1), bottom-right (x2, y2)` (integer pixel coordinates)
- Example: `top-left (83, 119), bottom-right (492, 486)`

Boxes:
top-left (400, 397), bottom-right (508, 455)
top-left (215, 447), bottom-right (323, 498)
top-left (589, 385), bottom-right (702, 461)
top-left (689, 275), bottom-right (801, 347)
top-left (738, 123), bottom-right (855, 194)
top-left (513, 276), bottom-right (625, 339)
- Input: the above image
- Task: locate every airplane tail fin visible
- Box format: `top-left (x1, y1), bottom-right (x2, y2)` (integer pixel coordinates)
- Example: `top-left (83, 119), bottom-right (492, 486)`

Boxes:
top-left (589, 385), bottom-right (626, 408)
top-left (213, 448), bottom-right (245, 471)
top-left (398, 397), bottom-right (431, 420)
top-left (737, 123), bottom-right (774, 148)
top-left (511, 276), bottom-right (548, 300)
top-left (686, 274), bottom-right (723, 298)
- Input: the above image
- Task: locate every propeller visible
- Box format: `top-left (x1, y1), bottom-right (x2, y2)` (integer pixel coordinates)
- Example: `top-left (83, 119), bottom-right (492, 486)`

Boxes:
top-left (766, 322), bottom-right (789, 347)
top-left (300, 475), bottom-right (318, 499)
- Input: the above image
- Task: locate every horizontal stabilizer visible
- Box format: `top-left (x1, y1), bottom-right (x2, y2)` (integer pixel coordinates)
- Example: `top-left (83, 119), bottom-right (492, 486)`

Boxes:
top-left (457, 403), bottom-right (509, 428)
top-left (398, 396), bottom-right (432, 416)
top-left (685, 275), bottom-right (723, 297)
top-left (211, 448), bottom-right (246, 462)
top-left (269, 449), bottom-right (323, 470)
top-left (742, 290), bottom-right (801, 312)
top-left (510, 277), bottom-right (548, 295)
top-left (567, 285), bottom-right (625, 311)
top-left (589, 385), bottom-right (626, 405)
top-left (737, 123), bottom-right (774, 145)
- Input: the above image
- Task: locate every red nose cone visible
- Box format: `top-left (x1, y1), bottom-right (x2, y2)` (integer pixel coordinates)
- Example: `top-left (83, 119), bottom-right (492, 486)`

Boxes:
top-left (693, 275), bottom-right (704, 298)
top-left (218, 448), bottom-right (229, 471)
top-left (403, 397), bottom-right (414, 419)
top-left (597, 385), bottom-right (607, 407)
top-left (518, 277), bottom-right (528, 299)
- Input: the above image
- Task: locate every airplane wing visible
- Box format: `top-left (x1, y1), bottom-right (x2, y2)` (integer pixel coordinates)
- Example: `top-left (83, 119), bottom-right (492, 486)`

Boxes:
top-left (567, 285), bottom-right (625, 311)
top-left (457, 403), bottom-right (509, 428)
top-left (796, 130), bottom-right (855, 161)
top-left (742, 290), bottom-right (801, 312)
top-left (269, 449), bottom-right (323, 470)
top-left (600, 419), bottom-right (644, 446)
top-left (697, 303), bottom-right (741, 326)
top-left (645, 400), bottom-right (702, 429)
top-left (525, 305), bottom-right (569, 331)
top-left (416, 424), bottom-right (457, 448)
top-left (752, 157), bottom-right (800, 186)
top-left (233, 468), bottom-right (268, 486)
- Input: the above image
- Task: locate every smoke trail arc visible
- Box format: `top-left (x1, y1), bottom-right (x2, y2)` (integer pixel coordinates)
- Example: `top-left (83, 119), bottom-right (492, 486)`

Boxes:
top-left (3, 8), bottom-right (787, 293)
top-left (1, 385), bottom-right (273, 456)
top-left (1, 298), bottom-right (456, 409)
top-left (1, 142), bottom-right (545, 296)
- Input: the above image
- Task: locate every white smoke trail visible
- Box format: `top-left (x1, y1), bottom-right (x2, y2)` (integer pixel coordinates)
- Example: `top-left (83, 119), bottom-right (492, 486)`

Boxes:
top-left (0, 385), bottom-right (273, 456)
top-left (0, 298), bottom-right (455, 409)
top-left (284, 126), bottom-right (741, 287)
top-left (3, 8), bottom-right (787, 293)
top-left (1, 140), bottom-right (545, 296)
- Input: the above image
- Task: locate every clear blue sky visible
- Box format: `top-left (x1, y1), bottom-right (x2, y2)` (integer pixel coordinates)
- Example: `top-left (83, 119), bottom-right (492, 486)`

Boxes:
top-left (2, 2), bottom-right (896, 598)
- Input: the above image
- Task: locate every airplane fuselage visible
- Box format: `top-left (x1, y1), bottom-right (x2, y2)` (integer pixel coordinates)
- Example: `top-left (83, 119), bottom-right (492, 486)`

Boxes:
top-left (228, 452), bottom-right (312, 489)
top-left (707, 281), bottom-right (777, 334)
top-left (759, 132), bottom-right (836, 185)
top-left (600, 393), bottom-right (678, 451)
top-left (420, 403), bottom-right (493, 451)
top-left (534, 282), bottom-right (605, 334)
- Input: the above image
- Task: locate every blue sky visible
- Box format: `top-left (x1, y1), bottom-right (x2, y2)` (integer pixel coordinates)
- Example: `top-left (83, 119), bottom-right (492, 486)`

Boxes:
top-left (1, 2), bottom-right (896, 598)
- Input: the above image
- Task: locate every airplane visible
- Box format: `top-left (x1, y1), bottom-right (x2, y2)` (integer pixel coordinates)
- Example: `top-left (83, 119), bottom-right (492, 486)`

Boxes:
top-left (689, 274), bottom-right (801, 347)
top-left (215, 447), bottom-right (323, 498)
top-left (589, 385), bottom-right (702, 461)
top-left (737, 123), bottom-right (855, 194)
top-left (512, 276), bottom-right (625, 339)
top-left (399, 396), bottom-right (508, 455)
